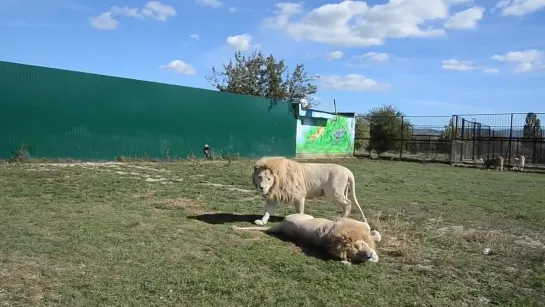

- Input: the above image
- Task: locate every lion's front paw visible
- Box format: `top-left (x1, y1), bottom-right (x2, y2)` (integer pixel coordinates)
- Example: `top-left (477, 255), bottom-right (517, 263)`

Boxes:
top-left (367, 251), bottom-right (379, 263)
top-left (340, 260), bottom-right (352, 266)
top-left (254, 219), bottom-right (265, 226)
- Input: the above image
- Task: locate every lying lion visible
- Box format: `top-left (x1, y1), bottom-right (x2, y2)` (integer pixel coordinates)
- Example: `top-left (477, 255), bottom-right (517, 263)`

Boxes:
top-left (252, 156), bottom-right (368, 226)
top-left (233, 213), bottom-right (382, 265)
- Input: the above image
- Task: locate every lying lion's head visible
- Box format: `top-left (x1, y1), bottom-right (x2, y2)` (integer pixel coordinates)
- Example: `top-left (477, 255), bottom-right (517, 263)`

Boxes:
top-left (346, 239), bottom-right (379, 263)
top-left (252, 165), bottom-right (275, 195)
top-left (325, 219), bottom-right (382, 263)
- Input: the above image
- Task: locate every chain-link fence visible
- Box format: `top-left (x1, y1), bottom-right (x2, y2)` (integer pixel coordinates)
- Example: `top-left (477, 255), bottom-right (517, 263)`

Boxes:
top-left (354, 113), bottom-right (545, 168)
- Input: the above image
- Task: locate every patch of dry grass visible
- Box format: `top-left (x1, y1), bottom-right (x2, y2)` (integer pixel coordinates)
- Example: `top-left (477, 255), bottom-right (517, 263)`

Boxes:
top-left (0, 159), bottom-right (544, 306)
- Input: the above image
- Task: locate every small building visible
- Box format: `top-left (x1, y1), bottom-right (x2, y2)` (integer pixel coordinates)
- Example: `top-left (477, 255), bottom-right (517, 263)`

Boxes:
top-left (295, 103), bottom-right (356, 158)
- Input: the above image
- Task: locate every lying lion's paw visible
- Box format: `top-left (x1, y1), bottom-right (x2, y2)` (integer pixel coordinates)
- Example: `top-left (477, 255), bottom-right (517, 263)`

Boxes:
top-left (340, 260), bottom-right (352, 266)
top-left (367, 252), bottom-right (379, 263)
top-left (254, 219), bottom-right (265, 226)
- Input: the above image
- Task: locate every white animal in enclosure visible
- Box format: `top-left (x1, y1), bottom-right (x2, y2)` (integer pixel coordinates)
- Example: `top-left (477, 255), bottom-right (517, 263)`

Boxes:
top-left (512, 156), bottom-right (526, 171)
top-left (251, 156), bottom-right (367, 226)
top-left (233, 213), bottom-right (382, 265)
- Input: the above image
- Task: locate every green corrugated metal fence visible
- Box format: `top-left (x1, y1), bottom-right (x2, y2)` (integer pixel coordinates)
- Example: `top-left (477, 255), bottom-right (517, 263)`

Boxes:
top-left (0, 61), bottom-right (297, 160)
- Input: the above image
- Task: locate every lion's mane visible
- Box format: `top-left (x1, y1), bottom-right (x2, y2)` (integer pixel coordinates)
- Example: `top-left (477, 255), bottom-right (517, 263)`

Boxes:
top-left (324, 218), bottom-right (378, 261)
top-left (252, 156), bottom-right (308, 204)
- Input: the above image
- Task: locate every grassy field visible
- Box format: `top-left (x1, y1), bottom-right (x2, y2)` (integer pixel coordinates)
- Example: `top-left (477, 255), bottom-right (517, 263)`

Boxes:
top-left (1, 158), bottom-right (544, 306)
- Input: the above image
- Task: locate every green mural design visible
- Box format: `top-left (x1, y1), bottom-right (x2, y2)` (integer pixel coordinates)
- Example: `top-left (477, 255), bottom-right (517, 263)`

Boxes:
top-left (297, 116), bottom-right (355, 154)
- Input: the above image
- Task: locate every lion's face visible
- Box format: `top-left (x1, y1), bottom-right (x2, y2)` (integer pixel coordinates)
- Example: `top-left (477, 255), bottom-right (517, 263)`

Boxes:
top-left (349, 240), bottom-right (379, 263)
top-left (253, 167), bottom-right (275, 195)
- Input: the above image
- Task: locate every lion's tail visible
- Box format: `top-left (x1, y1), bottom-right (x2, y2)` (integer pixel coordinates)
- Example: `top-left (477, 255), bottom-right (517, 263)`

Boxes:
top-left (231, 225), bottom-right (271, 232)
top-left (348, 173), bottom-right (367, 223)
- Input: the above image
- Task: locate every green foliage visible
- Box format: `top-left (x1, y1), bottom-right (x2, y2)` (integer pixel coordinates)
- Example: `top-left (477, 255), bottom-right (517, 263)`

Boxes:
top-left (523, 112), bottom-right (542, 156)
top-left (206, 51), bottom-right (318, 107)
top-left (354, 116), bottom-right (370, 151)
top-left (365, 105), bottom-right (413, 155)
top-left (523, 112), bottom-right (542, 139)
top-left (297, 116), bottom-right (353, 154)
top-left (440, 117), bottom-right (455, 141)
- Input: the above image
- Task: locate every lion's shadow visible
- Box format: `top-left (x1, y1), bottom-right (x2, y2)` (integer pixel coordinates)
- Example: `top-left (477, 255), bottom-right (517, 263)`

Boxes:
top-left (187, 213), bottom-right (284, 225)
top-left (187, 213), bottom-right (332, 261)
top-left (264, 232), bottom-right (332, 262)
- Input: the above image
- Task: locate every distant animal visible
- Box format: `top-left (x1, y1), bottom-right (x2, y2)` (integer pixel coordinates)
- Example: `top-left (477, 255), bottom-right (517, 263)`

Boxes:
top-left (251, 156), bottom-right (367, 226)
top-left (480, 156), bottom-right (504, 171)
top-left (512, 156), bottom-right (526, 171)
top-left (233, 213), bottom-right (381, 265)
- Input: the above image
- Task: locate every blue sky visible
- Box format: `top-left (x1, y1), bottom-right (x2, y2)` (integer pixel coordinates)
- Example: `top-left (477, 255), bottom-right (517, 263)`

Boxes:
top-left (1, 0), bottom-right (544, 118)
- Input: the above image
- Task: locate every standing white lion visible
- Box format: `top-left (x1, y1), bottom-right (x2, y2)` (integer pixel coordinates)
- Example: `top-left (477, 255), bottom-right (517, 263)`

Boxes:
top-left (251, 156), bottom-right (368, 226)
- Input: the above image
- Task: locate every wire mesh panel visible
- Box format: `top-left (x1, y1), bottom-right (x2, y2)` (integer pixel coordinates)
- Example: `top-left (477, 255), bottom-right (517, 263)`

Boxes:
top-left (354, 115), bottom-right (453, 161)
top-left (450, 113), bottom-right (545, 168)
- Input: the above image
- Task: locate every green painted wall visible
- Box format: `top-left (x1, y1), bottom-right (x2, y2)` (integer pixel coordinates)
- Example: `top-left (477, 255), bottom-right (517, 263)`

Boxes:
top-left (0, 61), bottom-right (297, 160)
top-left (296, 112), bottom-right (356, 155)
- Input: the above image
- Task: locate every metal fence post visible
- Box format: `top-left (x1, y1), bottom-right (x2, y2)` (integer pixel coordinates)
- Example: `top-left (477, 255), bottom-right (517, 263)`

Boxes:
top-left (488, 126), bottom-right (491, 159)
top-left (532, 130), bottom-right (543, 164)
top-left (533, 125), bottom-right (538, 163)
top-left (472, 120), bottom-right (476, 160)
top-left (492, 130), bottom-right (495, 158)
top-left (460, 118), bottom-right (465, 161)
top-left (450, 115), bottom-right (458, 162)
top-left (508, 113), bottom-right (514, 165)
top-left (400, 116), bottom-right (404, 159)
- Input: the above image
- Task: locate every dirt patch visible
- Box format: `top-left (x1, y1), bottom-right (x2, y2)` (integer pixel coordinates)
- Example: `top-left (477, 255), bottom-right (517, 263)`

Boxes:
top-left (154, 197), bottom-right (209, 214)
top-left (129, 190), bottom-right (156, 200)
top-left (145, 177), bottom-right (167, 182)
top-left (124, 164), bottom-right (169, 173)
top-left (514, 235), bottom-right (545, 249)
top-left (200, 182), bottom-right (254, 193)
top-left (0, 253), bottom-right (70, 306)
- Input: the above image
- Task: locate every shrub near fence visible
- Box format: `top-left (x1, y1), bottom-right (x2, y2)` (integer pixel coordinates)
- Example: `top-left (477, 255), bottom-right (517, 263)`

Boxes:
top-left (354, 115), bottom-right (453, 161)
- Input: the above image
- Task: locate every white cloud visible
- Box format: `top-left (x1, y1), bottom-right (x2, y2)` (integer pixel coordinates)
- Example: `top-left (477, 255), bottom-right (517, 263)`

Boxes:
top-left (492, 49), bottom-right (544, 72)
top-left (441, 59), bottom-right (476, 71)
top-left (356, 52), bottom-right (390, 62)
top-left (88, 12), bottom-right (119, 30)
top-left (159, 60), bottom-right (196, 75)
top-left (225, 33), bottom-right (260, 51)
top-left (482, 68), bottom-right (500, 74)
top-left (103, 1), bottom-right (175, 22)
top-left (196, 0), bottom-right (223, 9)
top-left (492, 0), bottom-right (545, 16)
top-left (263, 0), bottom-right (476, 47)
top-left (442, 59), bottom-right (502, 74)
top-left (444, 6), bottom-right (485, 29)
top-left (140, 1), bottom-right (176, 21)
top-left (189, 33), bottom-right (199, 39)
top-left (229, 7), bottom-right (238, 13)
top-left (327, 51), bottom-right (344, 60)
top-left (319, 74), bottom-right (390, 91)
top-left (111, 6), bottom-right (145, 19)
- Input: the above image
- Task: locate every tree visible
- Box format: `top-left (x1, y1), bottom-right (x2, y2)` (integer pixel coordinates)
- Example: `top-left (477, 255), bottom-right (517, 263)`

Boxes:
top-left (522, 112), bottom-right (542, 158)
top-left (354, 116), bottom-right (370, 151)
top-left (440, 117), bottom-right (455, 141)
top-left (438, 117), bottom-right (456, 154)
top-left (523, 112), bottom-right (542, 139)
top-left (365, 105), bottom-right (413, 156)
top-left (206, 51), bottom-right (319, 108)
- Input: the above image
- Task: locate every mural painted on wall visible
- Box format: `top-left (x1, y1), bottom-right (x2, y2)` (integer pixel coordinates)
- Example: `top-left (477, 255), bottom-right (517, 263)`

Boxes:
top-left (296, 115), bottom-right (355, 154)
